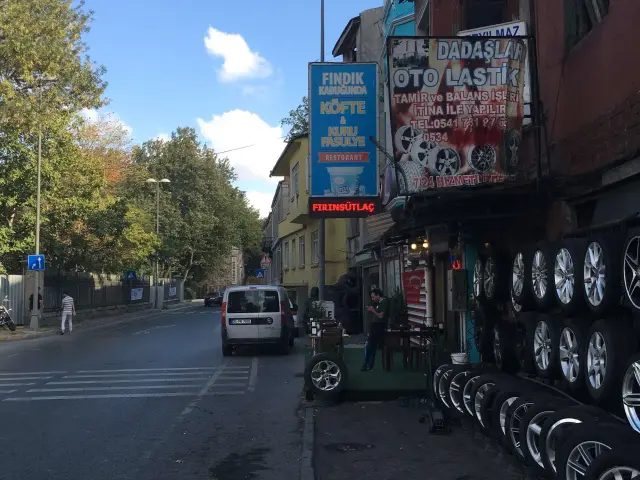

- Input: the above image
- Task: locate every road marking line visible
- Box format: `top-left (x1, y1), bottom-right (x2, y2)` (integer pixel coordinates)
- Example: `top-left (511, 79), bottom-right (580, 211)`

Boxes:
top-left (3, 391), bottom-right (245, 401)
top-left (76, 367), bottom-right (246, 373)
top-left (0, 371), bottom-right (65, 376)
top-left (0, 383), bottom-right (36, 387)
top-left (28, 385), bottom-right (207, 392)
top-left (47, 378), bottom-right (207, 385)
top-left (131, 324), bottom-right (177, 336)
top-left (0, 376), bottom-right (52, 381)
top-left (248, 357), bottom-right (258, 392)
top-left (215, 375), bottom-right (249, 380)
top-left (63, 372), bottom-right (214, 379)
top-left (178, 364), bottom-right (227, 417)
top-left (0, 390), bottom-right (16, 393)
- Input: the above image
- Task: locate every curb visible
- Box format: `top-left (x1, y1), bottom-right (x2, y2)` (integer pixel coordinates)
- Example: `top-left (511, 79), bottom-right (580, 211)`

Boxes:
top-left (301, 406), bottom-right (316, 480)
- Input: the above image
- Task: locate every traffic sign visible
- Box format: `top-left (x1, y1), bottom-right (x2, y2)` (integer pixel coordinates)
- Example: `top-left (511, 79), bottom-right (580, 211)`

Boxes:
top-left (27, 254), bottom-right (45, 271)
top-left (255, 269), bottom-right (265, 279)
top-left (125, 270), bottom-right (137, 280)
top-left (260, 253), bottom-right (272, 265)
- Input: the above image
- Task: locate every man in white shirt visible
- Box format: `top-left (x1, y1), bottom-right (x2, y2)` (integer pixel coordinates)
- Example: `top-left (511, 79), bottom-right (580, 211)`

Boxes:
top-left (60, 290), bottom-right (75, 335)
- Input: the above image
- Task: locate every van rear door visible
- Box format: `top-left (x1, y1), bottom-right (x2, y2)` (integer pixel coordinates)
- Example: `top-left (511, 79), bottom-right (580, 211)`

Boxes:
top-left (225, 289), bottom-right (264, 341)
top-left (257, 289), bottom-right (283, 340)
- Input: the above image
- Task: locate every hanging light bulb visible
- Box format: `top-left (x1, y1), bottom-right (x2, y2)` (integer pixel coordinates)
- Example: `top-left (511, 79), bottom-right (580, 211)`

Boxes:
top-left (410, 242), bottom-right (417, 250)
top-left (423, 240), bottom-right (429, 249)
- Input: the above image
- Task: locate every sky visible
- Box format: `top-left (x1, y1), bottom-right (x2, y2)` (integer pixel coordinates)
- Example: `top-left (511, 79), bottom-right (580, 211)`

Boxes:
top-left (82, 0), bottom-right (382, 217)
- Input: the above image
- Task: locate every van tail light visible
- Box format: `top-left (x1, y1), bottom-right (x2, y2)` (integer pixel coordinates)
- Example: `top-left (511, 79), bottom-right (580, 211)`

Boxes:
top-left (221, 302), bottom-right (227, 326)
top-left (281, 301), bottom-right (287, 317)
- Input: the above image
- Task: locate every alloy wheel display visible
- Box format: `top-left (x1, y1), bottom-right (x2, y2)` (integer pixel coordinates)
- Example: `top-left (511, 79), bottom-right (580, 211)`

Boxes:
top-left (555, 247), bottom-right (576, 305)
top-left (507, 401), bottom-right (533, 458)
top-left (532, 249), bottom-right (548, 300)
top-left (474, 382), bottom-right (495, 426)
top-left (534, 320), bottom-right (553, 372)
top-left (512, 252), bottom-right (525, 298)
top-left (473, 258), bottom-right (484, 299)
top-left (622, 357), bottom-right (640, 433)
top-left (483, 256), bottom-right (496, 300)
top-left (586, 331), bottom-right (608, 392)
top-left (463, 375), bottom-right (481, 416)
top-left (525, 409), bottom-right (554, 469)
top-left (564, 441), bottom-right (611, 479)
top-left (623, 234), bottom-right (640, 311)
top-left (310, 359), bottom-right (342, 392)
top-left (584, 241), bottom-right (606, 308)
top-left (560, 325), bottom-right (581, 384)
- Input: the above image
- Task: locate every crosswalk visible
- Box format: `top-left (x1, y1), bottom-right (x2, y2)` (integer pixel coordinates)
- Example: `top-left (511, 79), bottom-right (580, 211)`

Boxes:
top-left (0, 364), bottom-right (252, 402)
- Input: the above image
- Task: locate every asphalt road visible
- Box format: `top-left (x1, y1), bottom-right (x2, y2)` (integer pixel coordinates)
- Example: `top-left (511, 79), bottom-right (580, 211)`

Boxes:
top-left (0, 305), bottom-right (306, 480)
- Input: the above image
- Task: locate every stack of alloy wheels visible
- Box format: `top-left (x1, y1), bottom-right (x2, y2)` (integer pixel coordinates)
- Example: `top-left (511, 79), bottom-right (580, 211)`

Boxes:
top-left (473, 232), bottom-right (640, 438)
top-left (433, 363), bottom-right (640, 479)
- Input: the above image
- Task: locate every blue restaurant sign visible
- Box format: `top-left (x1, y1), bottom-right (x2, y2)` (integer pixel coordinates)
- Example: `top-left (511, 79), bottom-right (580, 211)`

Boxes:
top-left (308, 62), bottom-right (380, 217)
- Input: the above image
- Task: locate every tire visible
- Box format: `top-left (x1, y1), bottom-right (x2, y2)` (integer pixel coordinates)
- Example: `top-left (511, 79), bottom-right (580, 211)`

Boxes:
top-left (493, 320), bottom-right (520, 374)
top-left (477, 383), bottom-right (503, 433)
top-left (558, 318), bottom-right (590, 393)
top-left (468, 374), bottom-right (509, 423)
top-left (504, 393), bottom-right (551, 461)
top-left (622, 352), bottom-right (640, 433)
top-left (511, 247), bottom-right (535, 308)
top-left (516, 312), bottom-right (539, 375)
top-left (438, 364), bottom-right (472, 409)
top-left (538, 405), bottom-right (616, 476)
top-left (483, 250), bottom-right (510, 303)
top-left (433, 363), bottom-right (453, 398)
top-left (555, 423), bottom-right (640, 480)
top-left (472, 256), bottom-right (485, 304)
top-left (490, 384), bottom-right (540, 452)
top-left (582, 235), bottom-right (622, 317)
top-left (554, 238), bottom-right (588, 314)
top-left (304, 353), bottom-right (348, 400)
top-left (518, 397), bottom-right (576, 473)
top-left (7, 320), bottom-right (16, 332)
top-left (222, 344), bottom-right (233, 357)
top-left (622, 228), bottom-right (640, 313)
top-left (530, 313), bottom-right (563, 379)
top-left (531, 241), bottom-right (557, 311)
top-left (449, 367), bottom-right (484, 414)
top-left (585, 318), bottom-right (635, 405)
top-left (461, 372), bottom-right (485, 417)
top-left (583, 447), bottom-right (640, 480)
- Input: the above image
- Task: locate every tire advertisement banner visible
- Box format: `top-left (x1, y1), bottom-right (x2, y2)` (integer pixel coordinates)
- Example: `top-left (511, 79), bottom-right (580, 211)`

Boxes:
top-left (308, 62), bottom-right (379, 217)
top-left (387, 36), bottom-right (527, 192)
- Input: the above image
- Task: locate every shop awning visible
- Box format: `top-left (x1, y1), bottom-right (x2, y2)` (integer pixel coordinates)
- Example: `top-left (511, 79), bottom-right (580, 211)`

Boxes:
top-left (364, 196), bottom-right (407, 243)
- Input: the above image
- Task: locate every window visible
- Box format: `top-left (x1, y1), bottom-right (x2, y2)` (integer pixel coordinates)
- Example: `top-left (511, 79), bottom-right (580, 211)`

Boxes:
top-left (311, 230), bottom-right (319, 265)
top-left (291, 239), bottom-right (296, 269)
top-left (292, 163), bottom-right (299, 197)
top-left (463, 0), bottom-right (506, 30)
top-left (227, 290), bottom-right (280, 313)
top-left (299, 235), bottom-right (306, 267)
top-left (283, 241), bottom-right (289, 269)
top-left (305, 156), bottom-right (310, 193)
top-left (565, 0), bottom-right (609, 48)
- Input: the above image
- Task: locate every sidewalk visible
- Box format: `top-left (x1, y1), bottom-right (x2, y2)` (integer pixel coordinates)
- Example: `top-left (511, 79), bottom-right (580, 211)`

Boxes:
top-left (0, 300), bottom-right (204, 344)
top-left (312, 401), bottom-right (529, 480)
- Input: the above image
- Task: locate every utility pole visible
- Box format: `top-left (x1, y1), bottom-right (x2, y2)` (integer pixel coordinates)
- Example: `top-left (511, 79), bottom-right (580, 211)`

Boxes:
top-left (29, 128), bottom-right (42, 329)
top-left (146, 178), bottom-right (171, 288)
top-left (318, 0), bottom-right (326, 301)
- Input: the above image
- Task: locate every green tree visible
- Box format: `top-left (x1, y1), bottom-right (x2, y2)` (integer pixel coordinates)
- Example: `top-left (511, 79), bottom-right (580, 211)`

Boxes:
top-left (280, 96), bottom-right (309, 141)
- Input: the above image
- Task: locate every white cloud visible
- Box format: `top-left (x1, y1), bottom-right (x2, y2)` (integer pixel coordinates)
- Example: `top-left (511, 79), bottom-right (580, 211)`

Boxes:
top-left (80, 108), bottom-right (133, 135)
top-left (197, 109), bottom-right (285, 183)
top-left (204, 27), bottom-right (273, 82)
top-left (245, 191), bottom-right (274, 218)
top-left (155, 132), bottom-right (170, 142)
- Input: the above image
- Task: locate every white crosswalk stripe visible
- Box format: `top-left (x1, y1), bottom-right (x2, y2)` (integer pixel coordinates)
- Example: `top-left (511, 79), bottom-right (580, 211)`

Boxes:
top-left (0, 362), bottom-right (256, 402)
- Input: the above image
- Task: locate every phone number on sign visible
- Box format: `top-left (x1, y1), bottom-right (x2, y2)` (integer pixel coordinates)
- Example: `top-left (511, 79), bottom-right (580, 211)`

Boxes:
top-left (410, 116), bottom-right (508, 131)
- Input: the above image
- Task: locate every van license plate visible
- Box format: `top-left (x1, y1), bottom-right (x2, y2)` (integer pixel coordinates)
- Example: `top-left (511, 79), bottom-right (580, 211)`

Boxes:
top-left (231, 319), bottom-right (251, 325)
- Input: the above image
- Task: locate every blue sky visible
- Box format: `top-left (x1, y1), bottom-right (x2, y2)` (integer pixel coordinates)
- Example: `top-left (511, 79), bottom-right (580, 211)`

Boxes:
top-left (83, 0), bottom-right (381, 216)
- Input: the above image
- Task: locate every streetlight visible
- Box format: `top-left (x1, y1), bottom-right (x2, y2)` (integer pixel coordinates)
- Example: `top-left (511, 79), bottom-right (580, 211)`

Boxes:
top-left (30, 77), bottom-right (57, 330)
top-left (146, 178), bottom-right (171, 286)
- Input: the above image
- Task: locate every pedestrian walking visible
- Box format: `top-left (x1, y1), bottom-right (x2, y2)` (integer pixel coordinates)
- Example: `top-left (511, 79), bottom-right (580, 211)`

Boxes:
top-left (361, 288), bottom-right (390, 371)
top-left (29, 287), bottom-right (43, 320)
top-left (60, 290), bottom-right (75, 335)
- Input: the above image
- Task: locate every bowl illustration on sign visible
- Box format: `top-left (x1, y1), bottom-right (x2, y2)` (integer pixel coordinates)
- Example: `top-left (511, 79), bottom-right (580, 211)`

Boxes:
top-left (327, 166), bottom-right (365, 196)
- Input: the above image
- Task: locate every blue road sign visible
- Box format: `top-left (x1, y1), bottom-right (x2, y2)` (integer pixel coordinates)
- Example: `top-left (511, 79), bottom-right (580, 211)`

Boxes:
top-left (27, 254), bottom-right (46, 271)
top-left (125, 270), bottom-right (137, 281)
top-left (255, 269), bottom-right (265, 279)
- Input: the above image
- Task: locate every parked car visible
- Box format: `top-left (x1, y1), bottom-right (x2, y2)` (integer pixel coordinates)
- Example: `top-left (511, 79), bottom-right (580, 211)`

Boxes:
top-left (220, 285), bottom-right (296, 356)
top-left (204, 291), bottom-right (223, 307)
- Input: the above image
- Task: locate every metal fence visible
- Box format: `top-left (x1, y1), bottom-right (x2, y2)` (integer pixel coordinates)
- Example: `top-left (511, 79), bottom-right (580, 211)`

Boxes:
top-left (0, 275), bottom-right (25, 325)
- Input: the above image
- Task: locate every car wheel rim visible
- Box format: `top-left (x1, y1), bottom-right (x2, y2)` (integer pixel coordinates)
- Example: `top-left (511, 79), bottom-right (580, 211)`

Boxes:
top-left (449, 371), bottom-right (470, 414)
top-left (438, 369), bottom-right (454, 408)
top-left (433, 365), bottom-right (448, 396)
top-left (622, 359), bottom-right (640, 433)
top-left (484, 257), bottom-right (495, 299)
top-left (560, 327), bottom-right (580, 383)
top-left (473, 259), bottom-right (483, 298)
top-left (587, 332), bottom-right (607, 390)
top-left (512, 253), bottom-right (524, 297)
top-left (474, 383), bottom-right (495, 426)
top-left (532, 250), bottom-right (548, 299)
top-left (599, 467), bottom-right (640, 479)
top-left (623, 236), bottom-right (640, 310)
top-left (310, 360), bottom-right (341, 391)
top-left (555, 247), bottom-right (575, 304)
top-left (545, 418), bottom-right (582, 474)
top-left (463, 376), bottom-right (480, 416)
top-left (499, 397), bottom-right (517, 434)
top-left (584, 241), bottom-right (606, 307)
top-left (526, 411), bottom-right (553, 468)
top-left (565, 441), bottom-right (611, 480)
top-left (534, 320), bottom-right (552, 371)
top-left (508, 402), bottom-right (532, 457)
top-left (493, 327), bottom-right (502, 367)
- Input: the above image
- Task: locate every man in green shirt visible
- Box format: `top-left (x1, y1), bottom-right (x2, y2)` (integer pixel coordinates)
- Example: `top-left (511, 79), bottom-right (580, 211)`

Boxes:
top-left (362, 288), bottom-right (389, 371)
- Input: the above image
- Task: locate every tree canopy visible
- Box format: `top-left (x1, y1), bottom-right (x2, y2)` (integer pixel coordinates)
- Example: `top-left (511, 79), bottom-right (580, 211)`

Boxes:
top-left (281, 96), bottom-right (309, 141)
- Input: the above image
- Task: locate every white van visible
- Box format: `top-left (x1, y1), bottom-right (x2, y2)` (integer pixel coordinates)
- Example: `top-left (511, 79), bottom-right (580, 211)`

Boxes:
top-left (221, 285), bottom-right (297, 356)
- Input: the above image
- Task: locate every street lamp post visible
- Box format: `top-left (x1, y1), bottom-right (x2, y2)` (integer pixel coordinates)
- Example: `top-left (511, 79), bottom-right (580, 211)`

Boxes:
top-left (146, 178), bottom-right (171, 287)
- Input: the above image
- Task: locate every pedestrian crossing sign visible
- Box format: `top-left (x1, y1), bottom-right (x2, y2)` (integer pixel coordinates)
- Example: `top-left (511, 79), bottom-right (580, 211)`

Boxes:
top-left (255, 269), bottom-right (265, 279)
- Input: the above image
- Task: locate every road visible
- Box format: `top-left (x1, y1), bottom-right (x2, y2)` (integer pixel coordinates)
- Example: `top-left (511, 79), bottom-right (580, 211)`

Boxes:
top-left (0, 305), bottom-right (306, 480)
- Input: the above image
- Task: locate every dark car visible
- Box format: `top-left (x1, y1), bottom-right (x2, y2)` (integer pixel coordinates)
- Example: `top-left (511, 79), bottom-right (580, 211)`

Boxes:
top-left (204, 291), bottom-right (223, 307)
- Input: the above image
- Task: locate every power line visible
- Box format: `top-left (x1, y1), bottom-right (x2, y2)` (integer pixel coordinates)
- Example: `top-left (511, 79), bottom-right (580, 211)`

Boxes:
top-left (214, 135), bottom-right (287, 155)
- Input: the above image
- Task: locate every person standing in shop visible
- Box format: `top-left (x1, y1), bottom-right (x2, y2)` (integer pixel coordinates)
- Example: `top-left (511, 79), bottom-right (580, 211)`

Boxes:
top-left (362, 288), bottom-right (390, 371)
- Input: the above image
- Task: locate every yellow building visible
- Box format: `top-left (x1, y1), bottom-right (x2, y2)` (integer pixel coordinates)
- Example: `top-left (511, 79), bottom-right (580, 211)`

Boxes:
top-left (270, 133), bottom-right (348, 306)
